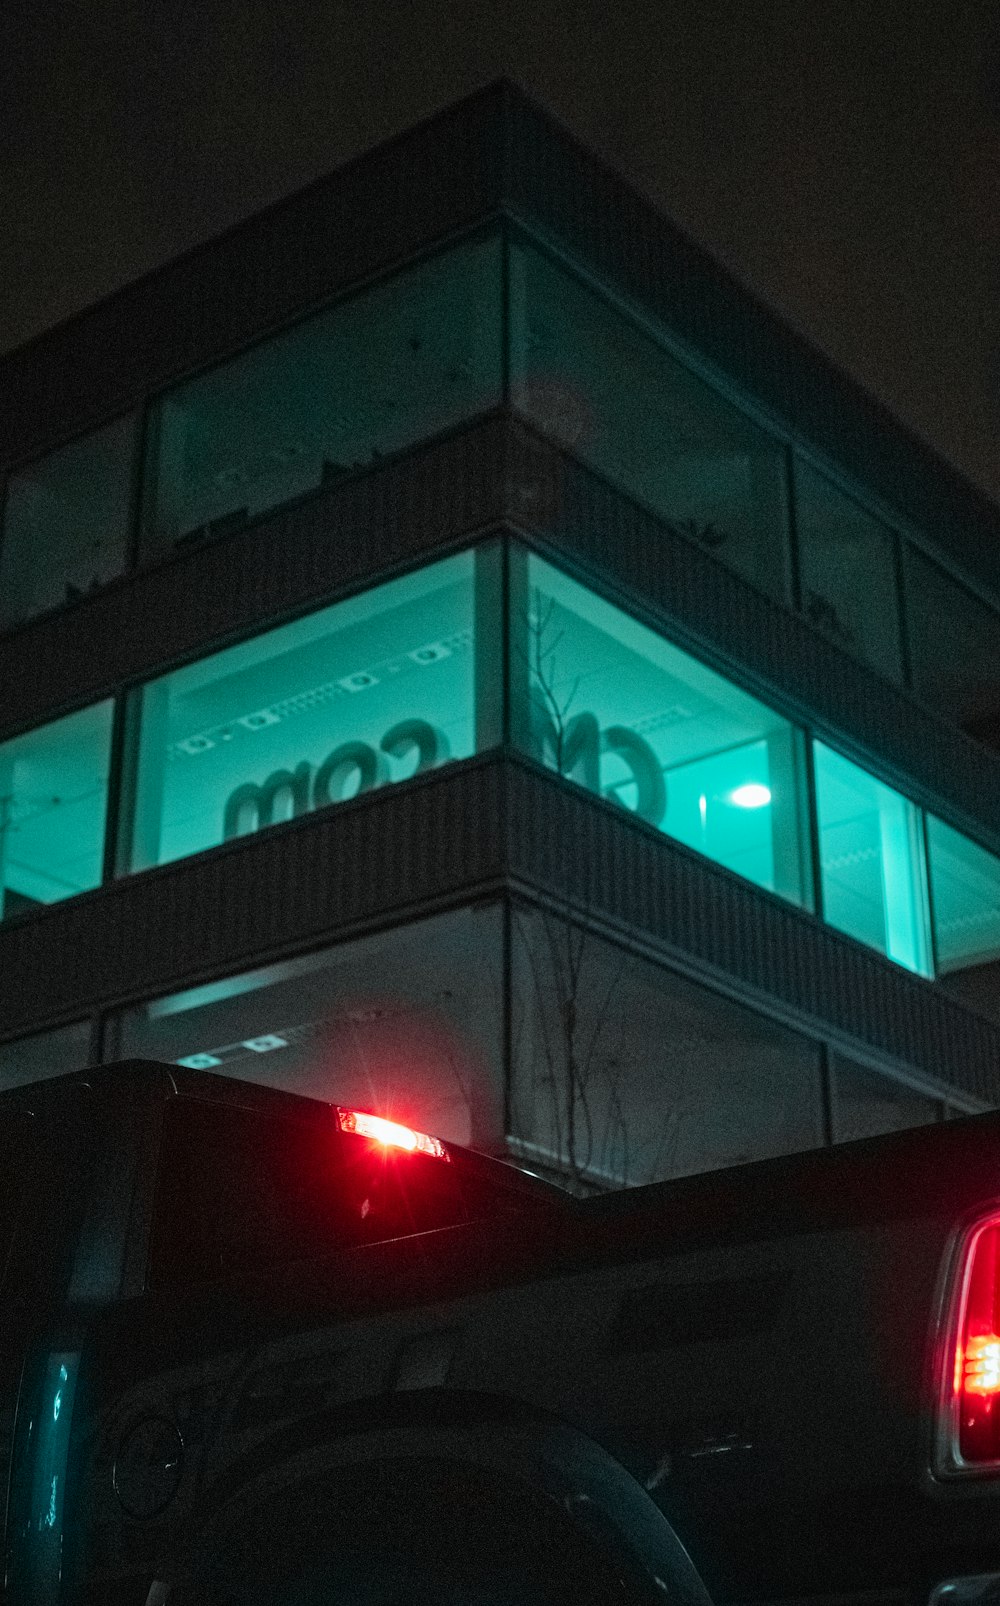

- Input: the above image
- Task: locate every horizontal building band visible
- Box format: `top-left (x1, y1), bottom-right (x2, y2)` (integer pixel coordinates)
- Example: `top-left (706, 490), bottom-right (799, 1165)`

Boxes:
top-left (2, 417), bottom-right (999, 868)
top-left (0, 752), bottom-right (995, 1107)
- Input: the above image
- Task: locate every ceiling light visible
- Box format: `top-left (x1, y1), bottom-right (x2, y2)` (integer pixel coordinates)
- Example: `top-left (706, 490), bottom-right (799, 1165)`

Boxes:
top-left (730, 783), bottom-right (772, 809)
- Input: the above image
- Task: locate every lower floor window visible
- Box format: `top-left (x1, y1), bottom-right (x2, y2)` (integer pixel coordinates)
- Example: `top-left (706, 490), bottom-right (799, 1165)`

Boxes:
top-left (1, 904), bottom-right (973, 1183)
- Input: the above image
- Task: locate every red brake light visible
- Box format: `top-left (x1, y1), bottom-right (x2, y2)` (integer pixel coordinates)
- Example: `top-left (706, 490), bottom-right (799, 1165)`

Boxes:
top-left (336, 1108), bottom-right (450, 1161)
top-left (940, 1212), bottom-right (1000, 1472)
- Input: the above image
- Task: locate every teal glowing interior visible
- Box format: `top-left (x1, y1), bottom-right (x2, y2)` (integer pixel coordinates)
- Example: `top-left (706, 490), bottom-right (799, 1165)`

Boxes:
top-left (516, 553), bottom-right (810, 906)
top-left (0, 702), bottom-right (113, 918)
top-left (813, 740), bottom-right (931, 975)
top-left (129, 551), bottom-right (486, 871)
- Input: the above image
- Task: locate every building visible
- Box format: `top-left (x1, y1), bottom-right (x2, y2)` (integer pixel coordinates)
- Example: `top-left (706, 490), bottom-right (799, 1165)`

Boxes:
top-left (2, 81), bottom-right (1000, 1189)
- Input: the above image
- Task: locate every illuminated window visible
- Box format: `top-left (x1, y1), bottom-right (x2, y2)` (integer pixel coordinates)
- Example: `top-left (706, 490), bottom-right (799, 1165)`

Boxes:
top-left (116, 906), bottom-right (505, 1150)
top-left (140, 235), bottom-right (502, 563)
top-left (831, 1055), bottom-right (942, 1142)
top-left (512, 552), bottom-right (811, 906)
top-left (926, 815), bottom-right (1000, 977)
top-left (0, 1020), bottom-right (93, 1091)
top-left (123, 550), bottom-right (496, 871)
top-left (904, 549), bottom-right (1000, 745)
top-left (508, 241), bottom-right (791, 603)
top-left (0, 414), bottom-right (138, 631)
top-left (510, 908), bottom-right (823, 1188)
top-left (794, 459), bottom-right (902, 681)
top-left (813, 741), bottom-right (931, 974)
top-left (0, 703), bottom-right (114, 921)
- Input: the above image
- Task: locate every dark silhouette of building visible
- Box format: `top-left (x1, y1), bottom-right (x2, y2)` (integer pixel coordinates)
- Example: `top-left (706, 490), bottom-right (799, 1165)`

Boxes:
top-left (2, 83), bottom-right (1000, 1188)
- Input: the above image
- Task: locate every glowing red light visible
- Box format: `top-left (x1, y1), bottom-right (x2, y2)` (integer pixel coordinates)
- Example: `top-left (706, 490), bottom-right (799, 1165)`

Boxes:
top-left (963, 1336), bottom-right (1000, 1396)
top-left (336, 1108), bottom-right (449, 1161)
top-left (946, 1215), bottom-right (1000, 1467)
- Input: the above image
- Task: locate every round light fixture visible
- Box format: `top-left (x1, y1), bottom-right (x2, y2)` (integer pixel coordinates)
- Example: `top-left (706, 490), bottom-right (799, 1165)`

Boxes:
top-left (730, 783), bottom-right (772, 809)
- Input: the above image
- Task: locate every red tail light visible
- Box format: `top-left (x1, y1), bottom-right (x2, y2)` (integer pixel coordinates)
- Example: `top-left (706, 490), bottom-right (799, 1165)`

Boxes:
top-left (335, 1108), bottom-right (450, 1161)
top-left (939, 1211), bottom-right (1000, 1473)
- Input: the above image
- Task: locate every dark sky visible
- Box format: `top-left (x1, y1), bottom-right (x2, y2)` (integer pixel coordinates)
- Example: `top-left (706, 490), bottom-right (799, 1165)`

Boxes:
top-left (3, 0), bottom-right (999, 506)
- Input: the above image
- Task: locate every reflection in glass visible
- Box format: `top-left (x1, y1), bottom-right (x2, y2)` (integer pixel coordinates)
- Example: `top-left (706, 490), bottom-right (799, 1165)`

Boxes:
top-left (814, 741), bottom-right (931, 974)
top-left (831, 1055), bottom-right (942, 1142)
top-left (926, 815), bottom-right (1000, 976)
top-left (117, 906), bottom-right (505, 1150)
top-left (514, 553), bottom-right (811, 906)
top-left (125, 551), bottom-right (493, 871)
top-left (0, 702), bottom-right (113, 920)
top-left (0, 1020), bottom-right (93, 1091)
top-left (509, 241), bottom-right (790, 602)
top-left (794, 459), bottom-right (902, 681)
top-left (0, 415), bottom-right (137, 630)
top-left (140, 235), bottom-right (502, 563)
top-left (510, 908), bottom-right (823, 1189)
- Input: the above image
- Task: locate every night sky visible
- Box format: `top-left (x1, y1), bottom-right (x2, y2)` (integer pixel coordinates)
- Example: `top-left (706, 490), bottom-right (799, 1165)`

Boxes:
top-left (2, 0), bottom-right (999, 521)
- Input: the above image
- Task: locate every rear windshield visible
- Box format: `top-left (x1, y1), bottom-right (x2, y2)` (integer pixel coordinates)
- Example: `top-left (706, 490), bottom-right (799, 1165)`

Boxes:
top-left (149, 1096), bottom-right (493, 1289)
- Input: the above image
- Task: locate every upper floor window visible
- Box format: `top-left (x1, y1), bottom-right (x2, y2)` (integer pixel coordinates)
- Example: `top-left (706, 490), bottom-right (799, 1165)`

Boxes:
top-left (0, 702), bottom-right (114, 922)
top-left (813, 740), bottom-right (931, 975)
top-left (139, 234), bottom-right (502, 565)
top-left (512, 551), bottom-right (812, 908)
top-left (508, 240), bottom-right (791, 605)
top-left (0, 414), bottom-right (138, 632)
top-left (926, 813), bottom-right (1000, 981)
top-left (904, 548), bottom-right (1000, 746)
top-left (793, 459), bottom-right (903, 683)
top-left (122, 549), bottom-right (498, 873)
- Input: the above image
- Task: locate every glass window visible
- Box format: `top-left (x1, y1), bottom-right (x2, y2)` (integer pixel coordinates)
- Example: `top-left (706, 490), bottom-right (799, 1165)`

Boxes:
top-left (513, 552), bottom-right (811, 906)
top-left (124, 550), bottom-right (496, 872)
top-left (510, 907), bottom-right (823, 1189)
top-left (794, 459), bottom-right (902, 681)
top-left (904, 549), bottom-right (1000, 743)
top-left (509, 240), bottom-right (790, 603)
top-left (831, 1055), bottom-right (942, 1142)
top-left (0, 414), bottom-right (138, 630)
top-left (0, 702), bottom-right (114, 920)
top-left (926, 814), bottom-right (1000, 976)
top-left (0, 1020), bottom-right (93, 1091)
top-left (140, 235), bottom-right (502, 563)
top-left (116, 906), bottom-right (505, 1151)
top-left (813, 741), bottom-right (931, 974)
